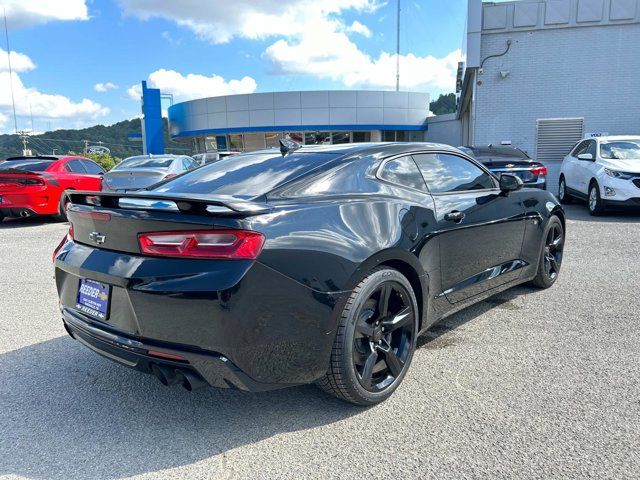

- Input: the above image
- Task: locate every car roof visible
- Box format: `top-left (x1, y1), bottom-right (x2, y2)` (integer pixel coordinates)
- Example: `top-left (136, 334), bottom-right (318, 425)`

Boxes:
top-left (248, 142), bottom-right (460, 157)
top-left (593, 135), bottom-right (640, 142)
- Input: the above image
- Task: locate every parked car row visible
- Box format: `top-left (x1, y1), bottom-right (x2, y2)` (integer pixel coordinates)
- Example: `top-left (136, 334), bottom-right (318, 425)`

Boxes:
top-left (558, 135), bottom-right (640, 215)
top-left (0, 154), bottom-right (201, 222)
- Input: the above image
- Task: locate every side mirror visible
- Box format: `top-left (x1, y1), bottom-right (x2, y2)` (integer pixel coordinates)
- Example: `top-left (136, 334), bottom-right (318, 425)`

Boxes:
top-left (577, 153), bottom-right (594, 161)
top-left (499, 173), bottom-right (524, 193)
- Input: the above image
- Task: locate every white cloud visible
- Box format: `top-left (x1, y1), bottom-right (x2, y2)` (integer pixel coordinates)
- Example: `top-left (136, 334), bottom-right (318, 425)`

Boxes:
top-left (118, 0), bottom-right (456, 94)
top-left (127, 69), bottom-right (257, 102)
top-left (0, 48), bottom-right (36, 73)
top-left (93, 82), bottom-right (118, 92)
top-left (0, 111), bottom-right (7, 128)
top-left (1, 0), bottom-right (89, 28)
top-left (0, 72), bottom-right (109, 131)
top-left (345, 20), bottom-right (371, 37)
top-left (118, 0), bottom-right (382, 44)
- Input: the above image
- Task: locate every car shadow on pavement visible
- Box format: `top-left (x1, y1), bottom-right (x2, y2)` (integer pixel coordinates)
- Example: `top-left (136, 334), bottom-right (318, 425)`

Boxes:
top-left (417, 285), bottom-right (534, 350)
top-left (0, 336), bottom-right (361, 480)
top-left (0, 216), bottom-right (63, 229)
top-left (563, 204), bottom-right (640, 223)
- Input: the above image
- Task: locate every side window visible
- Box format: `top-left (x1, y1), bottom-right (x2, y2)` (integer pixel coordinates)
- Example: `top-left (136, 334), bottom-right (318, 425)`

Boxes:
top-left (66, 159), bottom-right (87, 173)
top-left (80, 160), bottom-right (105, 174)
top-left (182, 158), bottom-right (197, 170)
top-left (586, 140), bottom-right (597, 157)
top-left (572, 141), bottom-right (589, 157)
top-left (378, 156), bottom-right (427, 191)
top-left (413, 153), bottom-right (496, 193)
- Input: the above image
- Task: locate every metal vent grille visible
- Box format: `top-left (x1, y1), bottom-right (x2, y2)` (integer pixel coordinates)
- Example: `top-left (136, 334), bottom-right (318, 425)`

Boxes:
top-left (536, 118), bottom-right (584, 163)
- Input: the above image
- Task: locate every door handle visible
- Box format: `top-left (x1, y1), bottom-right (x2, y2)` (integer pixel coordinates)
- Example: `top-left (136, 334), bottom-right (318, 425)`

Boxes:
top-left (444, 211), bottom-right (465, 223)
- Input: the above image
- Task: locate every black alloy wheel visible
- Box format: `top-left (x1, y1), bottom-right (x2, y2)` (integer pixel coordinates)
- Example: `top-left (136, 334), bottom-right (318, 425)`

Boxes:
top-left (352, 283), bottom-right (414, 392)
top-left (530, 215), bottom-right (564, 289)
top-left (317, 267), bottom-right (418, 405)
top-left (543, 222), bottom-right (563, 281)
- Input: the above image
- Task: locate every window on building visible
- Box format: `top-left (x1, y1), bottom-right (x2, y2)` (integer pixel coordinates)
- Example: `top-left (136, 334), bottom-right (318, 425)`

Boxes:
top-left (378, 156), bottom-right (427, 191)
top-left (228, 134), bottom-right (243, 151)
top-left (408, 131), bottom-right (423, 142)
top-left (396, 130), bottom-right (407, 142)
top-left (204, 136), bottom-right (218, 152)
top-left (382, 131), bottom-right (396, 142)
top-left (265, 133), bottom-right (281, 148)
top-left (331, 132), bottom-right (350, 144)
top-left (286, 132), bottom-right (304, 144)
top-left (352, 131), bottom-right (371, 143)
top-left (413, 153), bottom-right (495, 193)
top-left (216, 135), bottom-right (228, 151)
top-left (305, 132), bottom-right (330, 145)
top-left (244, 133), bottom-right (266, 151)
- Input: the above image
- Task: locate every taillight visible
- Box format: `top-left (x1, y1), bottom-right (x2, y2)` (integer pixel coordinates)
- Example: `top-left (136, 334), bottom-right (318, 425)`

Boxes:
top-left (138, 230), bottom-right (265, 260)
top-left (20, 177), bottom-right (45, 186)
top-left (52, 224), bottom-right (74, 261)
top-left (531, 166), bottom-right (547, 176)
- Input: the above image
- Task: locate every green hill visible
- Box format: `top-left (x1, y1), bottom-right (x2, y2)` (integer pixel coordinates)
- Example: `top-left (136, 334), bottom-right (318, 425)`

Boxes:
top-left (0, 118), bottom-right (191, 160)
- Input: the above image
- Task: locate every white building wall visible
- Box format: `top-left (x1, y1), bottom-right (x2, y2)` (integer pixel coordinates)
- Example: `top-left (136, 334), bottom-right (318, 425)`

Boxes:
top-left (426, 114), bottom-right (463, 146)
top-left (474, 0), bottom-right (640, 158)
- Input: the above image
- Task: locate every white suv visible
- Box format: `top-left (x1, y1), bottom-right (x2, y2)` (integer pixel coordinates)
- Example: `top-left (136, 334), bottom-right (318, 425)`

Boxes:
top-left (558, 136), bottom-right (640, 215)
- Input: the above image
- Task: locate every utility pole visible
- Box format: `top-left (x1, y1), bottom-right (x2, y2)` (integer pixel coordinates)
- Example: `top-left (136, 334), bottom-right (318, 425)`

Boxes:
top-left (18, 130), bottom-right (31, 156)
top-left (3, 8), bottom-right (18, 134)
top-left (83, 139), bottom-right (89, 154)
top-left (396, 0), bottom-right (401, 91)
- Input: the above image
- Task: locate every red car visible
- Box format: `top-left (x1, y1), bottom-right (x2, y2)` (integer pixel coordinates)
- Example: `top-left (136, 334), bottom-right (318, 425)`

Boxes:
top-left (0, 155), bottom-right (105, 222)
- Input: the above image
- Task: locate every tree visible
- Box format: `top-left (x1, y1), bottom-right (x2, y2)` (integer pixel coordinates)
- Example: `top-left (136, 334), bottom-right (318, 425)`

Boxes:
top-left (429, 93), bottom-right (457, 116)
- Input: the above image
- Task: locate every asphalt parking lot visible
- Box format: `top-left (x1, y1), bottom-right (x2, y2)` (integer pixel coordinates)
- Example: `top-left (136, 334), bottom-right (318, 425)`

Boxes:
top-left (1, 204), bottom-right (639, 480)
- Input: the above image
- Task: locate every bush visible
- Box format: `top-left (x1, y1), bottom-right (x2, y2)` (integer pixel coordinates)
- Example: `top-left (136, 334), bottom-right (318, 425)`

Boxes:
top-left (84, 152), bottom-right (121, 171)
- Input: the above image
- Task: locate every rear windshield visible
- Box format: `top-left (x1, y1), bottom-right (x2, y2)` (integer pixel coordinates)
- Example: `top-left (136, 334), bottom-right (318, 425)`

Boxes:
top-left (600, 141), bottom-right (640, 160)
top-left (0, 160), bottom-right (53, 171)
top-left (153, 151), bottom-right (339, 198)
top-left (117, 157), bottom-right (174, 169)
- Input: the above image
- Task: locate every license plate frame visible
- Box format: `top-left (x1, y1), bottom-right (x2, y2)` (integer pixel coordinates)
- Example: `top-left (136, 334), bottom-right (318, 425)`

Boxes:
top-left (76, 279), bottom-right (111, 320)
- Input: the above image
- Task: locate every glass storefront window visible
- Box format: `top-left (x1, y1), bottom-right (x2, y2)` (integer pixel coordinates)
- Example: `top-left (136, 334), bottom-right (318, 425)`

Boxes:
top-left (382, 131), bottom-right (396, 142)
top-left (352, 132), bottom-right (371, 143)
top-left (216, 135), bottom-right (228, 151)
top-left (408, 131), bottom-right (423, 142)
top-left (305, 132), bottom-right (331, 145)
top-left (228, 134), bottom-right (243, 151)
top-left (244, 133), bottom-right (266, 151)
top-left (286, 132), bottom-right (304, 144)
top-left (331, 132), bottom-right (350, 144)
top-left (396, 130), bottom-right (407, 142)
top-left (204, 136), bottom-right (218, 152)
top-left (265, 133), bottom-right (281, 148)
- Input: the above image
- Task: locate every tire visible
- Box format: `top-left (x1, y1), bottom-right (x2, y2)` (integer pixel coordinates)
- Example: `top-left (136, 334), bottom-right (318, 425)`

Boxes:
top-left (529, 215), bottom-right (564, 289)
top-left (558, 175), bottom-right (572, 204)
top-left (316, 267), bottom-right (419, 406)
top-left (588, 181), bottom-right (605, 216)
top-left (53, 192), bottom-right (70, 222)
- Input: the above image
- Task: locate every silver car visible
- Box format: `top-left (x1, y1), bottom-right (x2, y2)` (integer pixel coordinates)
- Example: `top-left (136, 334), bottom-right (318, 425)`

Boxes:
top-left (102, 155), bottom-right (199, 192)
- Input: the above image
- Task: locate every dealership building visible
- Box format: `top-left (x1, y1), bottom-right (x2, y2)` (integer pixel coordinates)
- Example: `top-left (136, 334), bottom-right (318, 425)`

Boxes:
top-left (427, 0), bottom-right (640, 162)
top-left (166, 90), bottom-right (429, 153)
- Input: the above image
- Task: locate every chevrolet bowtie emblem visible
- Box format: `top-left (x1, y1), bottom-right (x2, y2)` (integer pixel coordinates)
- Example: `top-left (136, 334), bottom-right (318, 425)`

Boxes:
top-left (89, 232), bottom-right (106, 244)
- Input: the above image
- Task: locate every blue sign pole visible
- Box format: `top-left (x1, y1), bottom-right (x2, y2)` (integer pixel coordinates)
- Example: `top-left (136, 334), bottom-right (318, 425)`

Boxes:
top-left (141, 81), bottom-right (164, 154)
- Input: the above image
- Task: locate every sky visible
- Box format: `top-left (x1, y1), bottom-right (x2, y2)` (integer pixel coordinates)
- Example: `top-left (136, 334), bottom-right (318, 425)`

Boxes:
top-left (0, 0), bottom-right (473, 133)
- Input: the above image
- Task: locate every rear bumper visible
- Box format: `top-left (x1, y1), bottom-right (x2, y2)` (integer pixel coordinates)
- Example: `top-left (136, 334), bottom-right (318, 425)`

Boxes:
top-left (62, 307), bottom-right (291, 391)
top-left (55, 240), bottom-right (346, 387)
top-left (0, 193), bottom-right (56, 216)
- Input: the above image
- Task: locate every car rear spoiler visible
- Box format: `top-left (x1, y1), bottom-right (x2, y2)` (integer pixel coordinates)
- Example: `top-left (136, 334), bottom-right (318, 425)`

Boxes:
top-left (66, 191), bottom-right (271, 217)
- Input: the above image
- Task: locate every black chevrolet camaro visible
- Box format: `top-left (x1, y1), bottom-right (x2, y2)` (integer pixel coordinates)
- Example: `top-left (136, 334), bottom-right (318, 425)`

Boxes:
top-left (54, 142), bottom-right (565, 405)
